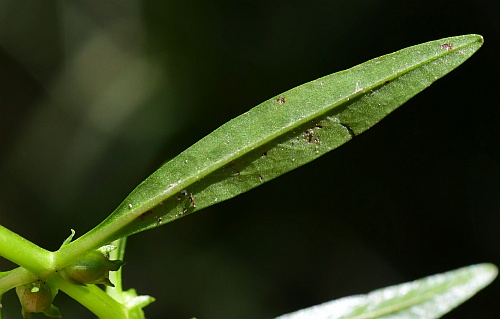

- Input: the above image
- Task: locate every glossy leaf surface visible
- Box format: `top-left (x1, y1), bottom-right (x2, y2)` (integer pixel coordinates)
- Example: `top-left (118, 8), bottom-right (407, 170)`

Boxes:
top-left (275, 263), bottom-right (497, 319)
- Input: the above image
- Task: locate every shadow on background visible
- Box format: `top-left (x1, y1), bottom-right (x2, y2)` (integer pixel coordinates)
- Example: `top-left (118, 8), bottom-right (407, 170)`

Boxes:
top-left (0, 1), bottom-right (499, 318)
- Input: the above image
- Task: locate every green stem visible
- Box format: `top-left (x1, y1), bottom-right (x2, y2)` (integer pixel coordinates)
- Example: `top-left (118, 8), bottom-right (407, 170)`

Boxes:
top-left (106, 237), bottom-right (127, 302)
top-left (0, 267), bottom-right (36, 295)
top-left (48, 274), bottom-right (127, 319)
top-left (0, 268), bottom-right (128, 319)
top-left (0, 225), bottom-right (54, 275)
top-left (0, 225), bottom-right (130, 318)
top-left (0, 268), bottom-right (37, 319)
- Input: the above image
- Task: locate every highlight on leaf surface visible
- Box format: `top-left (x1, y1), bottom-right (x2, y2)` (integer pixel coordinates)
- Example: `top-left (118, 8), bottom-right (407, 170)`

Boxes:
top-left (274, 263), bottom-right (497, 319)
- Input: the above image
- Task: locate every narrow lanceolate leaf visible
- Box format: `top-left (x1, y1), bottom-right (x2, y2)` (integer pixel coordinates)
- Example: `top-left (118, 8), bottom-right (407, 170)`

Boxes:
top-left (65, 34), bottom-right (483, 251)
top-left (275, 263), bottom-right (497, 319)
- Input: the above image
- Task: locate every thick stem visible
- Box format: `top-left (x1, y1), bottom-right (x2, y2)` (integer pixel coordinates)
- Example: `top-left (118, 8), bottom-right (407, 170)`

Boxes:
top-left (0, 225), bottom-right (54, 275)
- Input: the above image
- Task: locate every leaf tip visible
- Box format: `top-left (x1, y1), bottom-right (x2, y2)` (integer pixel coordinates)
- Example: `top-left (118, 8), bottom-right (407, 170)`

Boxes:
top-left (478, 262), bottom-right (498, 279)
top-left (472, 34), bottom-right (484, 47)
top-left (469, 34), bottom-right (484, 48)
top-left (468, 263), bottom-right (498, 288)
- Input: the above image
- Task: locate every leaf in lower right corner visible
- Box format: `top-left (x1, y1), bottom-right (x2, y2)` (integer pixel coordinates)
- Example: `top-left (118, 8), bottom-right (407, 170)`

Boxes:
top-left (275, 263), bottom-right (497, 319)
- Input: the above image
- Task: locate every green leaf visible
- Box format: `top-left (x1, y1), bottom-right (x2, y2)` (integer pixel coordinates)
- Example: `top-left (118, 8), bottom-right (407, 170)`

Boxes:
top-left (58, 34), bottom-right (483, 261)
top-left (114, 34), bottom-right (482, 235)
top-left (275, 263), bottom-right (497, 319)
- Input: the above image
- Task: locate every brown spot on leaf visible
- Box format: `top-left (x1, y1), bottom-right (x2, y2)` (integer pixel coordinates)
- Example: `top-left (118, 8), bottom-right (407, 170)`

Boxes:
top-left (303, 129), bottom-right (315, 143)
top-left (189, 193), bottom-right (197, 208)
top-left (441, 43), bottom-right (453, 50)
top-left (276, 97), bottom-right (286, 104)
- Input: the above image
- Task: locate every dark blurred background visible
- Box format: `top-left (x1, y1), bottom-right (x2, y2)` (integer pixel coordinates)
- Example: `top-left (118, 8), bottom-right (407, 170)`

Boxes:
top-left (0, 1), bottom-right (499, 318)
